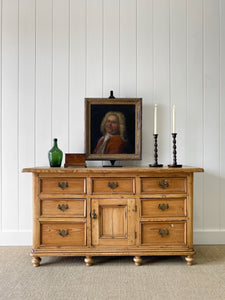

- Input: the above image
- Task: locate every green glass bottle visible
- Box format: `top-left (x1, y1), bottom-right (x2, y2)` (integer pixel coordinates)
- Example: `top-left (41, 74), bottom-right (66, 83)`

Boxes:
top-left (48, 138), bottom-right (63, 167)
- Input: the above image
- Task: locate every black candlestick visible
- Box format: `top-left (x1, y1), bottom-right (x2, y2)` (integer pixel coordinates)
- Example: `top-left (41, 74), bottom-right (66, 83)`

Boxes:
top-left (168, 133), bottom-right (182, 168)
top-left (149, 134), bottom-right (163, 167)
top-left (109, 90), bottom-right (115, 99)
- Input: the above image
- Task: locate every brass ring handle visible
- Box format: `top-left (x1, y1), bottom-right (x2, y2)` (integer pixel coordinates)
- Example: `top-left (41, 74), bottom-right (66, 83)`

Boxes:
top-left (91, 209), bottom-right (97, 219)
top-left (158, 180), bottom-right (169, 189)
top-left (58, 182), bottom-right (69, 190)
top-left (58, 229), bottom-right (69, 237)
top-left (108, 182), bottom-right (119, 189)
top-left (57, 204), bottom-right (69, 212)
top-left (158, 203), bottom-right (169, 211)
top-left (158, 229), bottom-right (169, 237)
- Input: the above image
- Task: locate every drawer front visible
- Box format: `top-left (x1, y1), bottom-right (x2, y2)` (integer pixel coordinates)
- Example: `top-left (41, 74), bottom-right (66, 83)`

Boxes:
top-left (40, 178), bottom-right (86, 194)
top-left (41, 222), bottom-right (86, 246)
top-left (141, 198), bottom-right (186, 217)
top-left (41, 199), bottom-right (86, 217)
top-left (141, 177), bottom-right (187, 194)
top-left (92, 178), bottom-right (135, 194)
top-left (141, 222), bottom-right (186, 245)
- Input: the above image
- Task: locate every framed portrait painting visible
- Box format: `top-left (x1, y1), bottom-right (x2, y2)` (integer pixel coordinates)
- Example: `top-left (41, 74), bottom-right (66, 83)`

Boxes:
top-left (85, 98), bottom-right (142, 161)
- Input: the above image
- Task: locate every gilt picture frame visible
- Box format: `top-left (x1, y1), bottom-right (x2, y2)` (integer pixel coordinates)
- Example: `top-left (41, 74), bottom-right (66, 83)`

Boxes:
top-left (85, 98), bottom-right (142, 161)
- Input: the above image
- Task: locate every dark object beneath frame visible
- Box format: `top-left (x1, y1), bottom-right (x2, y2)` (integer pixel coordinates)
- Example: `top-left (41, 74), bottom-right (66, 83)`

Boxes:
top-left (103, 160), bottom-right (123, 167)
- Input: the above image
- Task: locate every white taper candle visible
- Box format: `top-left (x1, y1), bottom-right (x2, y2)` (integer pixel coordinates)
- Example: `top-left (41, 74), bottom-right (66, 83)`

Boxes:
top-left (172, 105), bottom-right (176, 133)
top-left (154, 104), bottom-right (158, 134)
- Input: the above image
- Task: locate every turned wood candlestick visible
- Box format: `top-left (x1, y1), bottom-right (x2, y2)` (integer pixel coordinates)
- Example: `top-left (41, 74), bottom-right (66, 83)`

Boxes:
top-left (168, 133), bottom-right (182, 168)
top-left (149, 134), bottom-right (163, 167)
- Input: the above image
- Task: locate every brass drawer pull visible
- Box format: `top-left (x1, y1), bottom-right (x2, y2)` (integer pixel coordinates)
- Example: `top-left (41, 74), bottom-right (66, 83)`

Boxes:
top-left (91, 209), bottom-right (97, 219)
top-left (158, 203), bottom-right (169, 211)
top-left (108, 182), bottom-right (119, 189)
top-left (58, 182), bottom-right (69, 190)
top-left (58, 229), bottom-right (69, 237)
top-left (158, 180), bottom-right (169, 189)
top-left (158, 229), bottom-right (169, 237)
top-left (57, 204), bottom-right (69, 212)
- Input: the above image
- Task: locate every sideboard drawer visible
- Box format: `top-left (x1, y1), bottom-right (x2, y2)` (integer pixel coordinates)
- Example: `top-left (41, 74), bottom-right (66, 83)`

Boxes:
top-left (141, 222), bottom-right (186, 245)
top-left (140, 198), bottom-right (186, 218)
top-left (40, 178), bottom-right (86, 194)
top-left (41, 199), bottom-right (86, 217)
top-left (92, 178), bottom-right (135, 194)
top-left (141, 177), bottom-right (187, 194)
top-left (41, 222), bottom-right (86, 246)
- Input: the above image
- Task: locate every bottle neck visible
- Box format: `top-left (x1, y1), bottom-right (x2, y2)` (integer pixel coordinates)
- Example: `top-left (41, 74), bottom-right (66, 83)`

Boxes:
top-left (53, 139), bottom-right (58, 147)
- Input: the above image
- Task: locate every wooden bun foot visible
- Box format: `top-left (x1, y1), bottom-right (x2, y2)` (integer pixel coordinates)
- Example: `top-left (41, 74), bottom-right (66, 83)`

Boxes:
top-left (84, 256), bottom-right (94, 266)
top-left (32, 256), bottom-right (41, 267)
top-left (133, 256), bottom-right (142, 266)
top-left (185, 255), bottom-right (194, 266)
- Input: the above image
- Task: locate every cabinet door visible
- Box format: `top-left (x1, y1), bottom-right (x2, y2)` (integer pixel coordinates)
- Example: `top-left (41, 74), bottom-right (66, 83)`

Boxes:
top-left (91, 198), bottom-right (136, 246)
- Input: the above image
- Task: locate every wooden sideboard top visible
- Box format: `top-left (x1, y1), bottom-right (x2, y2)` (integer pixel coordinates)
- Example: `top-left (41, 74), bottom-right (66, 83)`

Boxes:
top-left (23, 166), bottom-right (204, 174)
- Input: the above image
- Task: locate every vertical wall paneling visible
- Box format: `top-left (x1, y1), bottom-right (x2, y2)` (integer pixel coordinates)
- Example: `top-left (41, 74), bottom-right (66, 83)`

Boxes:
top-left (170, 0), bottom-right (187, 164)
top-left (187, 0), bottom-right (204, 231)
top-left (0, 0), bottom-right (2, 232)
top-left (119, 0), bottom-right (137, 167)
top-left (103, 0), bottom-right (120, 97)
top-left (119, 0), bottom-right (137, 97)
top-left (204, 0), bottom-right (220, 230)
top-left (52, 0), bottom-right (69, 159)
top-left (85, 0), bottom-right (103, 167)
top-left (0, 0), bottom-right (225, 244)
top-left (137, 0), bottom-right (153, 164)
top-left (2, 0), bottom-right (19, 230)
top-left (69, 0), bottom-right (86, 152)
top-left (86, 0), bottom-right (103, 97)
top-left (153, 0), bottom-right (170, 164)
top-left (19, 0), bottom-right (35, 230)
top-left (36, 0), bottom-right (53, 165)
top-left (220, 0), bottom-right (225, 230)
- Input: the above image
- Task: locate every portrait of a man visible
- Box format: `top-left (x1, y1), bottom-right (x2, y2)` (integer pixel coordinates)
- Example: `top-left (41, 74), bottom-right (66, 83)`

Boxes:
top-left (85, 98), bottom-right (142, 161)
top-left (93, 111), bottom-right (127, 154)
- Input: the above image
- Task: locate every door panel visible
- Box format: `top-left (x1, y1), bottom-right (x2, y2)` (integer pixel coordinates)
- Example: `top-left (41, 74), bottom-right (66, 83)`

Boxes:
top-left (99, 205), bottom-right (127, 238)
top-left (91, 198), bottom-right (136, 246)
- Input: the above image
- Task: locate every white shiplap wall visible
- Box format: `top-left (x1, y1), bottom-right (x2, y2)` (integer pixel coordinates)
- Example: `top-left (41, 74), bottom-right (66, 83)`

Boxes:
top-left (0, 0), bottom-right (225, 245)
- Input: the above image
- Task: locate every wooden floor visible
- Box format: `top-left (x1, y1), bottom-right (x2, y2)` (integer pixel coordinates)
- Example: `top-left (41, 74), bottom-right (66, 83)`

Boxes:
top-left (0, 245), bottom-right (224, 300)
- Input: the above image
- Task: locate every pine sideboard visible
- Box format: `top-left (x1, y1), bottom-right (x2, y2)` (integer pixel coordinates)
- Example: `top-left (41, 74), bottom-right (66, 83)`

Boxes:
top-left (23, 166), bottom-right (203, 267)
